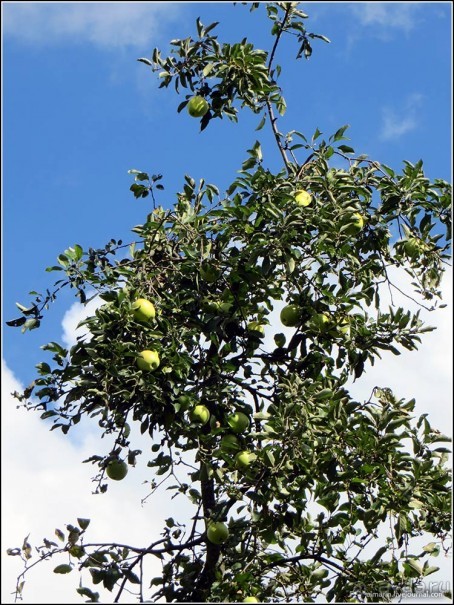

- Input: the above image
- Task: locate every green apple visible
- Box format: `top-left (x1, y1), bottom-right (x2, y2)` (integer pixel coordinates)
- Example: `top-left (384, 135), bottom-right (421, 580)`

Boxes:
top-left (243, 598), bottom-right (259, 603)
top-left (187, 95), bottom-right (209, 118)
top-left (206, 521), bottom-right (229, 545)
top-left (227, 412), bottom-right (250, 434)
top-left (247, 321), bottom-right (265, 337)
top-left (220, 434), bottom-right (241, 453)
top-left (403, 237), bottom-right (422, 259)
top-left (132, 298), bottom-right (156, 322)
top-left (280, 304), bottom-right (300, 327)
top-left (106, 459), bottom-right (128, 481)
top-left (177, 395), bottom-right (193, 411)
top-left (235, 450), bottom-right (255, 468)
top-left (137, 349), bottom-right (160, 371)
top-left (343, 212), bottom-right (365, 236)
top-left (190, 405), bottom-right (210, 425)
top-left (311, 312), bottom-right (331, 332)
top-left (294, 189), bottom-right (312, 207)
top-left (122, 423), bottom-right (131, 439)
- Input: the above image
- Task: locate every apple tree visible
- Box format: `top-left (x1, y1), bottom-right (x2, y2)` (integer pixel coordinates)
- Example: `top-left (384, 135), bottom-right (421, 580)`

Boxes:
top-left (7, 3), bottom-right (452, 603)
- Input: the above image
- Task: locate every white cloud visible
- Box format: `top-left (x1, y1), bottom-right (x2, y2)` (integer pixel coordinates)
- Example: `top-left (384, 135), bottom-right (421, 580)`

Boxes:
top-left (1, 360), bottom-right (193, 604)
top-left (380, 93), bottom-right (424, 141)
top-left (61, 298), bottom-right (102, 349)
top-left (2, 3), bottom-right (180, 50)
top-left (350, 3), bottom-right (422, 33)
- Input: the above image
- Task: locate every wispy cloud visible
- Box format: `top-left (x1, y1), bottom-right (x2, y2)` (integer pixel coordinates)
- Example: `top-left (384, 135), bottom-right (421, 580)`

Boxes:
top-left (349, 3), bottom-right (422, 34)
top-left (2, 3), bottom-right (181, 50)
top-left (380, 93), bottom-right (424, 141)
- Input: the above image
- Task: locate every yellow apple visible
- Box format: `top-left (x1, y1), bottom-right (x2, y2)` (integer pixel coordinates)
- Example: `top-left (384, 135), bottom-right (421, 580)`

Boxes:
top-left (243, 598), bottom-right (259, 603)
top-left (137, 349), bottom-right (160, 371)
top-left (187, 96), bottom-right (209, 118)
top-left (280, 304), bottom-right (300, 327)
top-left (294, 189), bottom-right (312, 207)
top-left (106, 459), bottom-right (128, 481)
top-left (132, 298), bottom-right (155, 322)
top-left (206, 521), bottom-right (229, 545)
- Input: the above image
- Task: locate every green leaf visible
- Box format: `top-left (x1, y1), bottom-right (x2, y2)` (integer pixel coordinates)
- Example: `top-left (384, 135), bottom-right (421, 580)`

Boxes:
top-left (405, 559), bottom-right (423, 576)
top-left (5, 317), bottom-right (27, 327)
top-left (331, 124), bottom-right (350, 142)
top-left (22, 318), bottom-right (39, 332)
top-left (256, 115), bottom-right (266, 131)
top-left (274, 333), bottom-right (286, 348)
top-left (73, 244), bottom-right (83, 260)
top-left (123, 569), bottom-right (141, 584)
top-left (15, 302), bottom-right (35, 314)
top-left (54, 564), bottom-right (73, 574)
top-left (77, 518), bottom-right (91, 530)
top-left (315, 389), bottom-right (333, 401)
top-left (77, 587), bottom-right (100, 602)
top-left (423, 565), bottom-right (440, 577)
top-left (202, 63), bottom-right (215, 77)
top-left (312, 127), bottom-right (322, 141)
top-left (370, 546), bottom-right (388, 564)
top-left (337, 145), bottom-right (354, 154)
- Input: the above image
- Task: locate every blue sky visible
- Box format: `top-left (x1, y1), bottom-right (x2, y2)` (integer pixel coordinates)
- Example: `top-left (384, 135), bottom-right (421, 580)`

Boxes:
top-left (1, 3), bottom-right (452, 604)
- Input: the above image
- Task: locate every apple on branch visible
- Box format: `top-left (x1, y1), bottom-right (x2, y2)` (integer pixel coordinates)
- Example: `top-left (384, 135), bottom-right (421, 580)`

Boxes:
top-left (131, 298), bottom-right (156, 322)
top-left (227, 412), bottom-right (250, 434)
top-left (136, 349), bottom-right (160, 371)
top-left (294, 189), bottom-right (312, 207)
top-left (235, 450), bottom-right (256, 468)
top-left (206, 521), bottom-right (229, 545)
top-left (280, 304), bottom-right (301, 327)
top-left (187, 95), bottom-right (209, 118)
top-left (106, 459), bottom-right (128, 481)
top-left (341, 212), bottom-right (365, 236)
top-left (189, 405), bottom-right (210, 425)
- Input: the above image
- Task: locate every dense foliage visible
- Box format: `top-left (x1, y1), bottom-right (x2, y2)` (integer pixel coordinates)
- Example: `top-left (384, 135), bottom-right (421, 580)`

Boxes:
top-left (8, 3), bottom-right (451, 603)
